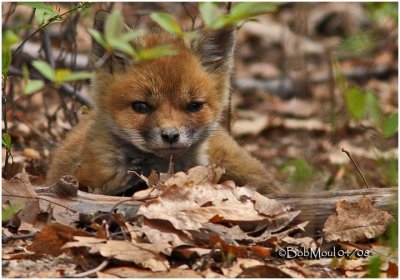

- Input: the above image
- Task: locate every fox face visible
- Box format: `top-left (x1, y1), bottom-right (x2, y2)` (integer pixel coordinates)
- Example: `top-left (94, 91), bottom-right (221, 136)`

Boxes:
top-left (90, 11), bottom-right (235, 159)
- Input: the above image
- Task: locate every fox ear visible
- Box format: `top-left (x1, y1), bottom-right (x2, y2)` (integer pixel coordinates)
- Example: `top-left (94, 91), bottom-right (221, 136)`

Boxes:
top-left (90, 10), bottom-right (132, 72)
top-left (191, 26), bottom-right (236, 73)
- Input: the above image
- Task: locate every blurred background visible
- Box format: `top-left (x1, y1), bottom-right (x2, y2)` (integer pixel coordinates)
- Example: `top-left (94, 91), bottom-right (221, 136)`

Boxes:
top-left (2, 2), bottom-right (398, 192)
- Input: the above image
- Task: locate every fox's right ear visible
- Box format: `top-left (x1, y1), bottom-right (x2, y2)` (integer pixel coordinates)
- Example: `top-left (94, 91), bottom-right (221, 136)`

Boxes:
top-left (90, 10), bottom-right (132, 72)
top-left (191, 26), bottom-right (236, 74)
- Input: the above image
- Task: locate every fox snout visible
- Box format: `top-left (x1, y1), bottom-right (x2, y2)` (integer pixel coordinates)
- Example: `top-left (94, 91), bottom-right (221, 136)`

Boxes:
top-left (161, 128), bottom-right (180, 143)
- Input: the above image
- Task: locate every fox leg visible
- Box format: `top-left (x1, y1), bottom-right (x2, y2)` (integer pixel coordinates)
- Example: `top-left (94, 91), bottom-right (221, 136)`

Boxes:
top-left (207, 129), bottom-right (285, 194)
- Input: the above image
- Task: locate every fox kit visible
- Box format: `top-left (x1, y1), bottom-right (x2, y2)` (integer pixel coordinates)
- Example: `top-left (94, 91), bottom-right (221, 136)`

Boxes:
top-left (47, 11), bottom-right (282, 195)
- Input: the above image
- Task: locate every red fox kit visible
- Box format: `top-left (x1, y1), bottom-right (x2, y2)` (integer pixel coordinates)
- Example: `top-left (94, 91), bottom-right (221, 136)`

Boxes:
top-left (47, 11), bottom-right (281, 195)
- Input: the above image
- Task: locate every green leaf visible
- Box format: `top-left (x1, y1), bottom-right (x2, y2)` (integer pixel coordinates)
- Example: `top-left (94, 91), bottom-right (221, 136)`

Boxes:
top-left (199, 2), bottom-right (223, 28)
top-left (3, 30), bottom-right (19, 49)
top-left (24, 79), bottom-right (44, 95)
top-left (2, 203), bottom-right (23, 222)
top-left (150, 12), bottom-right (183, 37)
top-left (136, 44), bottom-right (178, 61)
top-left (344, 87), bottom-right (366, 120)
top-left (105, 10), bottom-right (125, 41)
top-left (32, 4), bottom-right (60, 26)
top-left (2, 133), bottom-right (12, 150)
top-left (61, 71), bottom-right (93, 83)
top-left (22, 64), bottom-right (30, 82)
top-left (293, 159), bottom-right (314, 182)
top-left (55, 69), bottom-right (71, 84)
top-left (365, 92), bottom-right (383, 127)
top-left (87, 28), bottom-right (108, 49)
top-left (2, 30), bottom-right (19, 76)
top-left (367, 256), bottom-right (382, 278)
top-left (383, 113), bottom-right (398, 138)
top-left (228, 2), bottom-right (278, 23)
top-left (120, 30), bottom-right (141, 42)
top-left (2, 49), bottom-right (12, 77)
top-left (108, 39), bottom-right (136, 57)
top-left (19, 2), bottom-right (57, 14)
top-left (32, 60), bottom-right (55, 81)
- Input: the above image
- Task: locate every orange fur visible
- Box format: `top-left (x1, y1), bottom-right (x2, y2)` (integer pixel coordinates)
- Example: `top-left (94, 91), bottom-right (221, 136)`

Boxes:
top-left (47, 12), bottom-right (282, 195)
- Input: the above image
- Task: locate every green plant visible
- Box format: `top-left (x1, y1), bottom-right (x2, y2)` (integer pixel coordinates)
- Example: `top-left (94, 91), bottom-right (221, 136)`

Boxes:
top-left (343, 86), bottom-right (398, 138)
top-left (150, 12), bottom-right (184, 37)
top-left (334, 61), bottom-right (398, 139)
top-left (31, 60), bottom-right (93, 89)
top-left (2, 30), bottom-right (19, 77)
top-left (2, 202), bottom-right (23, 223)
top-left (88, 10), bottom-right (177, 62)
top-left (199, 2), bottom-right (280, 29)
top-left (2, 133), bottom-right (12, 151)
top-left (281, 158), bottom-right (316, 184)
top-left (377, 157), bottom-right (398, 186)
top-left (367, 256), bottom-right (382, 278)
top-left (365, 2), bottom-right (398, 24)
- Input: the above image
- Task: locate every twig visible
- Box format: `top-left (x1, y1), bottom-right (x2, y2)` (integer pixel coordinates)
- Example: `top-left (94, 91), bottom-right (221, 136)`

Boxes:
top-left (2, 3), bottom-right (16, 26)
top-left (108, 198), bottom-right (139, 219)
top-left (41, 29), bottom-right (55, 68)
top-left (12, 3), bottom-right (89, 56)
top-left (102, 219), bottom-right (111, 240)
top-left (2, 232), bottom-right (37, 243)
top-left (341, 148), bottom-right (371, 189)
top-left (182, 3), bottom-right (196, 30)
top-left (65, 259), bottom-right (109, 278)
top-left (225, 2), bottom-right (232, 14)
top-left (8, 67), bottom-right (92, 107)
top-left (2, 194), bottom-right (78, 213)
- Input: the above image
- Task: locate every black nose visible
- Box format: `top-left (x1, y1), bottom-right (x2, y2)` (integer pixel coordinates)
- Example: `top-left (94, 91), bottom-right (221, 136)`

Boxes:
top-left (161, 128), bottom-right (180, 143)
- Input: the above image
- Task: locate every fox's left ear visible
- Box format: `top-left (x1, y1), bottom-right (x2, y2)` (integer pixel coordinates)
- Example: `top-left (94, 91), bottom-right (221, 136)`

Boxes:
top-left (191, 26), bottom-right (236, 74)
top-left (90, 10), bottom-right (132, 72)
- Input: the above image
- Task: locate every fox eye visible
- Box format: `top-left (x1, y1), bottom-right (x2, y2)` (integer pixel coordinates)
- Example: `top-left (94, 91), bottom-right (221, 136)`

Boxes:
top-left (186, 102), bottom-right (203, 112)
top-left (132, 102), bottom-right (153, 114)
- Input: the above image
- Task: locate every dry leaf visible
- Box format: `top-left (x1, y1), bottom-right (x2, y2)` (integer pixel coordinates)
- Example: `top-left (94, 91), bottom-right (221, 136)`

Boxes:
top-left (221, 258), bottom-right (264, 278)
top-left (63, 236), bottom-right (170, 272)
top-left (238, 264), bottom-right (292, 278)
top-left (139, 166), bottom-right (297, 233)
top-left (137, 219), bottom-right (194, 253)
top-left (27, 223), bottom-right (90, 256)
top-left (323, 197), bottom-right (394, 242)
top-left (232, 111), bottom-right (269, 136)
top-left (100, 266), bottom-right (203, 278)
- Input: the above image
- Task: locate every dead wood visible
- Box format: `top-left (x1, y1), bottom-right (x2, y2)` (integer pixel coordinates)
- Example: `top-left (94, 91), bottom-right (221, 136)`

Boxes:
top-left (269, 187), bottom-right (397, 233)
top-left (29, 185), bottom-right (397, 233)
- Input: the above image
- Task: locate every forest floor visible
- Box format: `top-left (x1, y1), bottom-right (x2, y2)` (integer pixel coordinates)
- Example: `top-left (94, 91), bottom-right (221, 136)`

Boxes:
top-left (2, 2), bottom-right (398, 278)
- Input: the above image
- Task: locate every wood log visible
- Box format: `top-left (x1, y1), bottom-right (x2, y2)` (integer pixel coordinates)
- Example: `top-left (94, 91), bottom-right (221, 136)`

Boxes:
top-left (269, 187), bottom-right (398, 233)
top-left (29, 186), bottom-right (397, 232)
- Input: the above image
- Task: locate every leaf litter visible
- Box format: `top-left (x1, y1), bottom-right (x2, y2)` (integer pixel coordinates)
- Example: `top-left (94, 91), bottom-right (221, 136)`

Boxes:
top-left (2, 164), bottom-right (396, 277)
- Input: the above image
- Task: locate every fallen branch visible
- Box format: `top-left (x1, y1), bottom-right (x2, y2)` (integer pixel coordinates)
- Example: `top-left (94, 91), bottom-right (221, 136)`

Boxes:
top-left (269, 187), bottom-right (397, 233)
top-left (26, 185), bottom-right (397, 233)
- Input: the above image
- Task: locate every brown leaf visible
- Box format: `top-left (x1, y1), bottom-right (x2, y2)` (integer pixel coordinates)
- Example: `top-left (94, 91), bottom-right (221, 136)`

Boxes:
top-left (250, 246), bottom-right (272, 258)
top-left (138, 166), bottom-right (297, 233)
top-left (387, 262), bottom-right (398, 278)
top-left (63, 236), bottom-right (170, 272)
top-left (3, 178), bottom-right (38, 201)
top-left (18, 199), bottom-right (41, 226)
top-left (323, 197), bottom-right (394, 242)
top-left (221, 258), bottom-right (264, 278)
top-left (137, 219), bottom-right (195, 253)
top-left (100, 266), bottom-right (203, 278)
top-left (210, 235), bottom-right (249, 258)
top-left (27, 223), bottom-right (90, 256)
top-left (238, 265), bottom-right (292, 278)
top-left (232, 111), bottom-right (269, 136)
